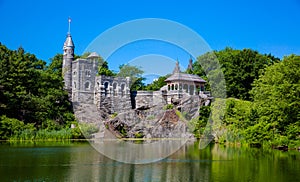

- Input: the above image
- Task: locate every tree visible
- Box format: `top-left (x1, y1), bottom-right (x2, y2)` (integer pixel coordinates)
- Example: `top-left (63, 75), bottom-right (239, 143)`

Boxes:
top-left (218, 48), bottom-right (279, 100)
top-left (249, 54), bottom-right (300, 142)
top-left (0, 44), bottom-right (45, 121)
top-left (194, 48), bottom-right (279, 100)
top-left (0, 44), bottom-right (74, 128)
top-left (145, 75), bottom-right (168, 91)
top-left (98, 61), bottom-right (115, 76)
top-left (117, 64), bottom-right (144, 90)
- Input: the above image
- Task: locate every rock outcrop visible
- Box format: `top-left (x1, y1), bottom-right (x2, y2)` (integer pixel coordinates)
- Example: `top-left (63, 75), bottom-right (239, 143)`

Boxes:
top-left (104, 94), bottom-right (203, 139)
top-left (104, 108), bottom-right (192, 139)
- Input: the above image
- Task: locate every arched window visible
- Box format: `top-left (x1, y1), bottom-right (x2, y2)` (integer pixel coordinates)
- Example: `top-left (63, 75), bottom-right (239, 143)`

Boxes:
top-left (113, 82), bottom-right (117, 96)
top-left (189, 85), bottom-right (194, 95)
top-left (85, 69), bottom-right (91, 77)
top-left (183, 84), bottom-right (188, 93)
top-left (85, 81), bottom-right (90, 90)
top-left (74, 82), bottom-right (76, 89)
top-left (104, 82), bottom-right (109, 96)
top-left (120, 83), bottom-right (125, 97)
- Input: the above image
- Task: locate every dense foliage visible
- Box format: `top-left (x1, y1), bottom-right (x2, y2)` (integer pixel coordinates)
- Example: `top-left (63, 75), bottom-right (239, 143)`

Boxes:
top-left (194, 55), bottom-right (300, 147)
top-left (0, 44), bottom-right (76, 140)
top-left (98, 61), bottom-right (115, 76)
top-left (194, 48), bottom-right (279, 100)
top-left (248, 55), bottom-right (300, 146)
top-left (144, 75), bottom-right (168, 91)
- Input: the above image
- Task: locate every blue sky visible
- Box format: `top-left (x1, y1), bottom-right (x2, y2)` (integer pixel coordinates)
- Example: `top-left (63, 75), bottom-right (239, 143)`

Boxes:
top-left (0, 0), bottom-right (299, 73)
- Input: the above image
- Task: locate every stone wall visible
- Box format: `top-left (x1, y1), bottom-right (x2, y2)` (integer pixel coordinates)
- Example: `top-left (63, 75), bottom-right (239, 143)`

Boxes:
top-left (94, 75), bottom-right (131, 114)
top-left (134, 91), bottom-right (167, 110)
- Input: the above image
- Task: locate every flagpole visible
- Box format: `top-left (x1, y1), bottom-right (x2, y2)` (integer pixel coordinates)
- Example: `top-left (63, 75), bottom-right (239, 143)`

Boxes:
top-left (68, 17), bottom-right (71, 34)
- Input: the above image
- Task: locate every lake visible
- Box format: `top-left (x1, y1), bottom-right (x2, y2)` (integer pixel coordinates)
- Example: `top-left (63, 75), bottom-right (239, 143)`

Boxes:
top-left (0, 141), bottom-right (300, 182)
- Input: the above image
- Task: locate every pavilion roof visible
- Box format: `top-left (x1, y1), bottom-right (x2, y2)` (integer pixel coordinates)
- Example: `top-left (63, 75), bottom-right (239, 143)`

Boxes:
top-left (165, 73), bottom-right (206, 83)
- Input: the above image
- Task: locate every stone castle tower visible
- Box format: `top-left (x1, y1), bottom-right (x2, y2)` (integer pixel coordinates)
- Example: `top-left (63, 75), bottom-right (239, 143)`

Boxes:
top-left (62, 32), bottom-right (75, 97)
top-left (61, 19), bottom-right (131, 114)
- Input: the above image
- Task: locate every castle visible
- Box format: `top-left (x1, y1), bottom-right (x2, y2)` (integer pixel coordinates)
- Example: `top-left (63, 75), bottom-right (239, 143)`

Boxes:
top-left (62, 27), bottom-right (208, 118)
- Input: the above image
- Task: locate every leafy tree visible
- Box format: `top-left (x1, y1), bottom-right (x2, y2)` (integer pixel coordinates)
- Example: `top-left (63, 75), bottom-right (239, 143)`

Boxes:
top-left (0, 44), bottom-right (45, 121)
top-left (98, 61), bottom-right (115, 76)
top-left (145, 75), bottom-right (168, 91)
top-left (117, 64), bottom-right (145, 90)
top-left (194, 48), bottom-right (279, 100)
top-left (249, 54), bottom-right (300, 142)
top-left (0, 44), bottom-right (74, 128)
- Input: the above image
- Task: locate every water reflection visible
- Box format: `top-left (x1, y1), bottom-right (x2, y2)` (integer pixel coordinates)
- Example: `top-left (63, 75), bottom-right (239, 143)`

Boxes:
top-left (92, 139), bottom-right (188, 164)
top-left (0, 141), bottom-right (299, 181)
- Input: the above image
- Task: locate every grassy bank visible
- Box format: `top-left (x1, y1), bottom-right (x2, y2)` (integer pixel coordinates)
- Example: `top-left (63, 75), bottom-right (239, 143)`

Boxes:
top-left (0, 116), bottom-right (99, 141)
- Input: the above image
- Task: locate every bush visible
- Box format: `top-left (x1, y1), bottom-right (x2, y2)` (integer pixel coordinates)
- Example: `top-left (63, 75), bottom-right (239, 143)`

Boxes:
top-left (0, 116), bottom-right (34, 140)
top-left (163, 104), bottom-right (174, 110)
top-left (134, 132), bottom-right (144, 138)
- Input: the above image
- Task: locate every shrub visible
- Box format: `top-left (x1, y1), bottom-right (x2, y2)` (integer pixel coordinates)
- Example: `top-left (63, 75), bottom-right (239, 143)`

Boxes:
top-left (134, 132), bottom-right (144, 138)
top-left (163, 104), bottom-right (174, 110)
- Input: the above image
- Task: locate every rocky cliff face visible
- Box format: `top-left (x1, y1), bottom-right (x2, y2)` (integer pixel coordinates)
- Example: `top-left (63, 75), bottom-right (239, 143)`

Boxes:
top-left (105, 108), bottom-right (192, 139)
top-left (104, 94), bottom-right (203, 139)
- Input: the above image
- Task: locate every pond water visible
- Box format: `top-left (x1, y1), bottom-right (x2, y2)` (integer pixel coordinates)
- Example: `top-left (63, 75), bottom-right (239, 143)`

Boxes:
top-left (0, 141), bottom-right (299, 182)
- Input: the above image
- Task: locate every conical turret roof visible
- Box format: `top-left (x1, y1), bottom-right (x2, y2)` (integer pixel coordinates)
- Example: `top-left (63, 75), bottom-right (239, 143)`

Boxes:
top-left (63, 33), bottom-right (75, 49)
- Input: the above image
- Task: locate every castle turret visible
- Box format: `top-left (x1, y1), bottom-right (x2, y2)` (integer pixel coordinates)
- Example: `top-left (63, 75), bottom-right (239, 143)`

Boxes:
top-left (173, 60), bottom-right (181, 74)
top-left (187, 56), bottom-right (193, 72)
top-left (62, 18), bottom-right (75, 98)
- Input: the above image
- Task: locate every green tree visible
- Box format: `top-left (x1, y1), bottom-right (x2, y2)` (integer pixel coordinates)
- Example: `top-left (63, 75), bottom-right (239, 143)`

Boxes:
top-left (117, 64), bottom-right (144, 90)
top-left (0, 44), bottom-right (45, 121)
top-left (145, 75), bottom-right (168, 91)
top-left (0, 44), bottom-right (74, 128)
top-left (249, 54), bottom-right (300, 143)
top-left (194, 48), bottom-right (279, 100)
top-left (98, 61), bottom-right (115, 76)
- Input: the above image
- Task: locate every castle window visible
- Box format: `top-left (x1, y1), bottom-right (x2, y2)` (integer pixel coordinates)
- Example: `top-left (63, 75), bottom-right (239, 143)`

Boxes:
top-left (113, 82), bottom-right (117, 96)
top-left (74, 82), bottom-right (76, 89)
top-left (104, 82), bottom-right (109, 96)
top-left (85, 69), bottom-right (91, 77)
top-left (73, 71), bottom-right (77, 77)
top-left (120, 83), bottom-right (125, 97)
top-left (183, 84), bottom-right (188, 93)
top-left (85, 82), bottom-right (90, 90)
